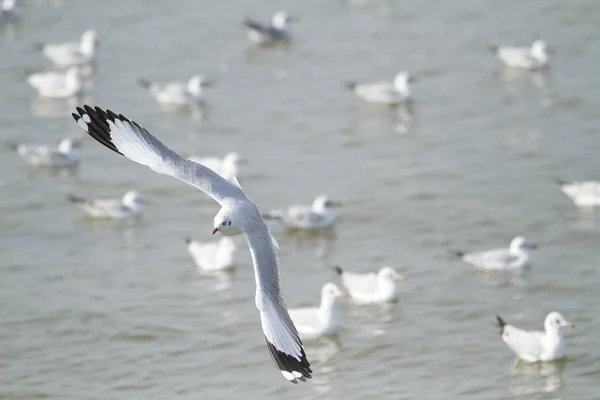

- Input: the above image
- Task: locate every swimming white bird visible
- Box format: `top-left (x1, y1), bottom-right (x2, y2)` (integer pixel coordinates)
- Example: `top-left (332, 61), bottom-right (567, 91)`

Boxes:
top-left (496, 312), bottom-right (573, 362)
top-left (556, 178), bottom-right (600, 207)
top-left (38, 30), bottom-right (99, 67)
top-left (345, 71), bottom-right (414, 105)
top-left (489, 40), bottom-right (550, 70)
top-left (188, 152), bottom-right (245, 182)
top-left (186, 236), bottom-right (237, 271)
top-left (27, 67), bottom-right (83, 98)
top-left (263, 195), bottom-right (342, 229)
top-left (67, 190), bottom-right (148, 219)
top-left (0, 0), bottom-right (18, 19)
top-left (243, 11), bottom-right (297, 44)
top-left (10, 137), bottom-right (80, 167)
top-left (452, 236), bottom-right (537, 270)
top-left (137, 75), bottom-right (213, 106)
top-left (288, 283), bottom-right (344, 337)
top-left (334, 266), bottom-right (405, 304)
top-left (72, 105), bottom-right (312, 383)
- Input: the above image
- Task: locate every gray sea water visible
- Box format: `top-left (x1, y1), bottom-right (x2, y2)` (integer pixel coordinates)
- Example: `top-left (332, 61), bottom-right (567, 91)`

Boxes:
top-left (1, 0), bottom-right (600, 399)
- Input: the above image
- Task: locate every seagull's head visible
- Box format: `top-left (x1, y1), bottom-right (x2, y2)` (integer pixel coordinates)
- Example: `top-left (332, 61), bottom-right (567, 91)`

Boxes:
top-left (394, 71), bottom-right (414, 91)
top-left (321, 282), bottom-right (344, 304)
top-left (312, 195), bottom-right (342, 212)
top-left (81, 30), bottom-right (99, 53)
top-left (378, 266), bottom-right (406, 283)
top-left (545, 311), bottom-right (573, 332)
top-left (272, 11), bottom-right (296, 29)
top-left (187, 75), bottom-right (214, 94)
top-left (531, 40), bottom-right (548, 55)
top-left (509, 236), bottom-right (537, 253)
top-left (213, 209), bottom-right (243, 237)
top-left (58, 137), bottom-right (81, 153)
top-left (123, 191), bottom-right (150, 208)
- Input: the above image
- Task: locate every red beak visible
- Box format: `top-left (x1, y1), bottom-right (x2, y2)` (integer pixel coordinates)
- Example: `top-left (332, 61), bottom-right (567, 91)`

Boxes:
top-left (212, 227), bottom-right (219, 235)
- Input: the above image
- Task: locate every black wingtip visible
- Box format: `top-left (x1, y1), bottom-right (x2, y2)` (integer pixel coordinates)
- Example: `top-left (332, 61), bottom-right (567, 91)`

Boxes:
top-left (334, 266), bottom-right (343, 276)
top-left (554, 178), bottom-right (567, 186)
top-left (67, 194), bottom-right (84, 204)
top-left (34, 42), bottom-right (45, 51)
top-left (137, 79), bottom-right (151, 89)
top-left (451, 250), bottom-right (465, 258)
top-left (265, 338), bottom-right (312, 383)
top-left (344, 80), bottom-right (357, 91)
top-left (496, 315), bottom-right (507, 335)
top-left (185, 237), bottom-right (192, 244)
top-left (72, 105), bottom-right (124, 156)
top-left (488, 45), bottom-right (499, 53)
top-left (6, 141), bottom-right (18, 151)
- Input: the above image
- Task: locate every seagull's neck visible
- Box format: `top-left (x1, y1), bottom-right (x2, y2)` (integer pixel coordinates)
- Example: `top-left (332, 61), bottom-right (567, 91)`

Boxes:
top-left (377, 277), bottom-right (397, 298)
top-left (80, 38), bottom-right (96, 57)
top-left (318, 297), bottom-right (338, 321)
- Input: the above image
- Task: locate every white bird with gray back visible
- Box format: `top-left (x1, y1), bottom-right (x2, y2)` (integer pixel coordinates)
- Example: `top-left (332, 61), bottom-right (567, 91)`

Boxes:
top-left (27, 67), bottom-right (83, 99)
top-left (72, 105), bottom-right (312, 384)
top-left (10, 137), bottom-right (80, 167)
top-left (489, 40), bottom-right (550, 70)
top-left (38, 30), bottom-right (99, 67)
top-left (288, 283), bottom-right (345, 337)
top-left (335, 266), bottom-right (405, 304)
top-left (243, 11), bottom-right (297, 44)
top-left (137, 75), bottom-right (213, 106)
top-left (186, 236), bottom-right (237, 272)
top-left (556, 178), bottom-right (600, 207)
top-left (263, 195), bottom-right (342, 229)
top-left (67, 190), bottom-right (148, 220)
top-left (452, 236), bottom-right (537, 270)
top-left (345, 71), bottom-right (414, 105)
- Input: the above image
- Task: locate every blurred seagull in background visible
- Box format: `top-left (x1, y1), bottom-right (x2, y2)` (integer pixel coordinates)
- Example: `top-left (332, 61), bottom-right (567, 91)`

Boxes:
top-left (27, 67), bottom-right (83, 98)
top-left (489, 40), bottom-right (550, 70)
top-left (188, 152), bottom-right (246, 183)
top-left (334, 266), bottom-right (405, 304)
top-left (345, 71), bottom-right (414, 105)
top-left (263, 195), bottom-right (343, 229)
top-left (72, 105), bottom-right (312, 383)
top-left (0, 0), bottom-right (18, 19)
top-left (288, 283), bottom-right (344, 337)
top-left (38, 30), bottom-right (99, 67)
top-left (67, 190), bottom-right (148, 219)
top-left (496, 312), bottom-right (573, 362)
top-left (452, 236), bottom-right (537, 270)
top-left (9, 137), bottom-right (80, 167)
top-left (185, 236), bottom-right (237, 272)
top-left (243, 11), bottom-right (297, 44)
top-left (138, 75), bottom-right (214, 106)
top-left (556, 178), bottom-right (600, 207)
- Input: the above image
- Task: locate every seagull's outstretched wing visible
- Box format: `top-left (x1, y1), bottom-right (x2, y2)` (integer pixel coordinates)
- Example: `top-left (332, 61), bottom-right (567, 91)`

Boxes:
top-left (72, 105), bottom-right (244, 205)
top-left (71, 105), bottom-right (312, 383)
top-left (245, 222), bottom-right (312, 383)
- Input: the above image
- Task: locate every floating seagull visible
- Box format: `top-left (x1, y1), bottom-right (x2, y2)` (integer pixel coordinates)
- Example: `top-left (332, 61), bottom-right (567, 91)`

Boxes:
top-left (452, 236), bottom-right (537, 270)
top-left (489, 40), bottom-right (550, 70)
top-left (345, 71), bottom-right (414, 105)
top-left (334, 266), bottom-right (405, 304)
top-left (9, 137), bottom-right (80, 167)
top-left (263, 195), bottom-right (342, 229)
top-left (556, 179), bottom-right (600, 207)
top-left (288, 283), bottom-right (344, 337)
top-left (27, 67), bottom-right (83, 98)
top-left (137, 75), bottom-right (213, 106)
top-left (38, 30), bottom-right (99, 67)
top-left (0, 0), bottom-right (18, 19)
top-left (185, 236), bottom-right (237, 272)
top-left (188, 152), bottom-right (245, 182)
top-left (243, 11), bottom-right (297, 44)
top-left (72, 105), bottom-right (312, 383)
top-left (496, 312), bottom-right (573, 362)
top-left (67, 190), bottom-right (148, 219)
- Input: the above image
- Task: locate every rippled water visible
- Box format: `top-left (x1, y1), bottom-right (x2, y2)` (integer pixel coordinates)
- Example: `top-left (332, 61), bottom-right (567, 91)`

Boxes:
top-left (2, 0), bottom-right (600, 399)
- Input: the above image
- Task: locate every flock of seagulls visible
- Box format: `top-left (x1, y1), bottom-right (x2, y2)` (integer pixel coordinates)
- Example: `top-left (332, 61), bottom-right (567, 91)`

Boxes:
top-left (3, 1), bottom-right (587, 387)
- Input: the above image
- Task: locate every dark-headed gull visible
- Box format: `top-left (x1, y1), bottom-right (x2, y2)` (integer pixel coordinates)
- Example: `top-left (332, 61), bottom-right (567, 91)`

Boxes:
top-left (288, 283), bottom-right (344, 337)
top-left (71, 105), bottom-right (312, 383)
top-left (185, 236), bottom-right (237, 271)
top-left (345, 71), bottom-right (414, 105)
top-left (263, 195), bottom-right (342, 229)
top-left (334, 266), bottom-right (405, 304)
top-left (137, 75), bottom-right (214, 106)
top-left (67, 190), bottom-right (148, 219)
top-left (556, 178), bottom-right (600, 207)
top-left (496, 312), bottom-right (573, 362)
top-left (452, 236), bottom-right (537, 270)
top-left (38, 30), bottom-right (99, 67)
top-left (9, 137), bottom-right (80, 167)
top-left (489, 40), bottom-right (550, 70)
top-left (243, 11), bottom-right (297, 44)
top-left (27, 67), bottom-right (83, 98)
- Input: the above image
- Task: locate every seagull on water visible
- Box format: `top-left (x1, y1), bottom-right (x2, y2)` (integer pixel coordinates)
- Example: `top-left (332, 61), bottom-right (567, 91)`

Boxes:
top-left (556, 178), bottom-right (600, 207)
top-left (0, 0), bottom-right (18, 19)
top-left (9, 137), bottom-right (80, 167)
top-left (72, 105), bottom-right (312, 383)
top-left (187, 152), bottom-right (246, 183)
top-left (67, 190), bottom-right (148, 219)
top-left (496, 312), bottom-right (573, 362)
top-left (27, 67), bottom-right (83, 98)
top-left (186, 236), bottom-right (237, 272)
top-left (37, 30), bottom-right (99, 67)
top-left (263, 195), bottom-right (342, 230)
top-left (452, 236), bottom-right (537, 270)
top-left (489, 40), bottom-right (550, 70)
top-left (243, 11), bottom-right (297, 44)
top-left (334, 266), bottom-right (405, 304)
top-left (137, 75), bottom-right (214, 106)
top-left (345, 71), bottom-right (414, 105)
top-left (288, 283), bottom-right (344, 337)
